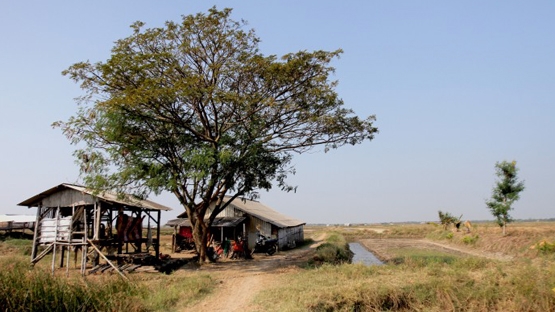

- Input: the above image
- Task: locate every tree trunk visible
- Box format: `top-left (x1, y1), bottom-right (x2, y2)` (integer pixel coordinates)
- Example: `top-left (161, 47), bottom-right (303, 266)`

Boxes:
top-left (192, 213), bottom-right (209, 263)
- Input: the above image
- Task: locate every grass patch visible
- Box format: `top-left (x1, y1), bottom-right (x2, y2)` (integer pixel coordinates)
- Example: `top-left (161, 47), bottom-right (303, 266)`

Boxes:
top-left (139, 272), bottom-right (214, 310)
top-left (0, 256), bottom-right (215, 312)
top-left (311, 232), bottom-right (353, 265)
top-left (462, 234), bottom-right (480, 245)
top-left (0, 257), bottom-right (145, 312)
top-left (389, 248), bottom-right (461, 265)
top-left (0, 236), bottom-right (33, 256)
top-left (254, 257), bottom-right (555, 311)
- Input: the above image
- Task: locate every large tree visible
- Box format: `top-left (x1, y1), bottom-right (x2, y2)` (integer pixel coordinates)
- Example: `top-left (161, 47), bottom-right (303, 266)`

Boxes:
top-left (486, 160), bottom-right (525, 235)
top-left (55, 7), bottom-right (378, 261)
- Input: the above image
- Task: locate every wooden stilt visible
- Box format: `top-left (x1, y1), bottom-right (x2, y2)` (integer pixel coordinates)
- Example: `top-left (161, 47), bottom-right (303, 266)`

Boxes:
top-left (87, 239), bottom-right (128, 281)
top-left (30, 206), bottom-right (42, 262)
top-left (51, 208), bottom-right (59, 275)
top-left (156, 210), bottom-right (161, 258)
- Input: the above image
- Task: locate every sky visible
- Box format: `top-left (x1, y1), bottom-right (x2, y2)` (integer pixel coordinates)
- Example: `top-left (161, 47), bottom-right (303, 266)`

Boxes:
top-left (1, 1), bottom-right (553, 225)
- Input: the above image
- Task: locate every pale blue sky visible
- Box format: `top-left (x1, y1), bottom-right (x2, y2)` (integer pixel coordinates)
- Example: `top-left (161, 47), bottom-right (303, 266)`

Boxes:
top-left (1, 1), bottom-right (553, 224)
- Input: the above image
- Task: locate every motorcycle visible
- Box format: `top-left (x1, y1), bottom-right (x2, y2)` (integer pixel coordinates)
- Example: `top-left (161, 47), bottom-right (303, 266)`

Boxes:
top-left (206, 241), bottom-right (223, 262)
top-left (251, 233), bottom-right (278, 256)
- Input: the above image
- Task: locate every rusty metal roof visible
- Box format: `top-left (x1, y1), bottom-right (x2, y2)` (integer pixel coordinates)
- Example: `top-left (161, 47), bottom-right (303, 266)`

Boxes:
top-left (18, 183), bottom-right (172, 211)
top-left (175, 197), bottom-right (305, 228)
top-left (225, 196), bottom-right (305, 228)
top-left (165, 216), bottom-right (246, 228)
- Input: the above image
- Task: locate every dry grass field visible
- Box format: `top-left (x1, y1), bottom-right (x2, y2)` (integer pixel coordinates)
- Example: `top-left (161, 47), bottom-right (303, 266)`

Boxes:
top-left (1, 221), bottom-right (555, 311)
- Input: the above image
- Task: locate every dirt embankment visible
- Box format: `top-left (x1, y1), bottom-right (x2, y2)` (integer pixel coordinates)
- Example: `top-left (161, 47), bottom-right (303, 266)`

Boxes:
top-left (358, 238), bottom-right (514, 262)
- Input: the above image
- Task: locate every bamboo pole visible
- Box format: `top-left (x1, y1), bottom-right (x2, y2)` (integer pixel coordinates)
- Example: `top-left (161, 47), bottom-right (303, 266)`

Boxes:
top-left (30, 205), bottom-right (41, 262)
top-left (87, 239), bottom-right (128, 281)
top-left (81, 206), bottom-right (88, 276)
top-left (51, 208), bottom-right (59, 275)
top-left (156, 210), bottom-right (161, 258)
top-left (31, 243), bottom-right (54, 264)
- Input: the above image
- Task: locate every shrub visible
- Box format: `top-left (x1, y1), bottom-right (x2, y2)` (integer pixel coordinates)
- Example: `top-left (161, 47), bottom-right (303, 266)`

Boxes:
top-left (312, 232), bottom-right (353, 265)
top-left (534, 240), bottom-right (555, 253)
top-left (462, 234), bottom-right (479, 245)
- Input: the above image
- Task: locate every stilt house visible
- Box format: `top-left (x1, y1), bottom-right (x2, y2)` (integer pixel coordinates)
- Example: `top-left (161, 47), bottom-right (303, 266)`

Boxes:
top-left (18, 183), bottom-right (171, 275)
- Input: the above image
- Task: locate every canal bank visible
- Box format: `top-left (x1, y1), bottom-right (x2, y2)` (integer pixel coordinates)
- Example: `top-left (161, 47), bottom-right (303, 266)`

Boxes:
top-left (349, 242), bottom-right (384, 265)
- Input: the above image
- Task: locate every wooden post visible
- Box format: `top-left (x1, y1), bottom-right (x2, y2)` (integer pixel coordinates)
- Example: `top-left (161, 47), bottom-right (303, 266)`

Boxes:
top-left (136, 210), bottom-right (142, 253)
top-left (60, 246), bottom-right (65, 268)
top-left (30, 205), bottom-right (42, 262)
top-left (51, 207), bottom-right (59, 275)
top-left (156, 210), bottom-right (161, 258)
top-left (92, 201), bottom-right (97, 240)
top-left (81, 207), bottom-right (89, 276)
top-left (87, 239), bottom-right (128, 281)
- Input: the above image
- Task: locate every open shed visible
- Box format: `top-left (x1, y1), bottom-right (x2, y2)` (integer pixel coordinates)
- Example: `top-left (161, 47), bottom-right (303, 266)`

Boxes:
top-left (0, 214), bottom-right (36, 234)
top-left (176, 196), bottom-right (305, 250)
top-left (18, 183), bottom-right (172, 275)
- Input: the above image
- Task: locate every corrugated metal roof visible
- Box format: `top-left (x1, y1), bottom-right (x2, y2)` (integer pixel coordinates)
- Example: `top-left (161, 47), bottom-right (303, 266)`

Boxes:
top-left (225, 196), bottom-right (305, 228)
top-left (165, 216), bottom-right (246, 228)
top-left (212, 216), bottom-right (246, 227)
top-left (18, 183), bottom-right (172, 211)
top-left (165, 218), bottom-right (189, 227)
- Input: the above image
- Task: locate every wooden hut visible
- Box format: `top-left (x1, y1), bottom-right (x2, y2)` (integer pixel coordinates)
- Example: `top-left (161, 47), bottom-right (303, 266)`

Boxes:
top-left (18, 183), bottom-right (171, 276)
top-left (176, 196), bottom-right (305, 250)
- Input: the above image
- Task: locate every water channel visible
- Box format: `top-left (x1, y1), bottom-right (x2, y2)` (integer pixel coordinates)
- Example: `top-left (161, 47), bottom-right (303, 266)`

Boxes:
top-left (349, 242), bottom-right (384, 266)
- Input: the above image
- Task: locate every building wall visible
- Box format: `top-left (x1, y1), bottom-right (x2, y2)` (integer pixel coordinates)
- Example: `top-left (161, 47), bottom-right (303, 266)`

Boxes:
top-left (277, 225), bottom-right (304, 249)
top-left (41, 189), bottom-right (96, 208)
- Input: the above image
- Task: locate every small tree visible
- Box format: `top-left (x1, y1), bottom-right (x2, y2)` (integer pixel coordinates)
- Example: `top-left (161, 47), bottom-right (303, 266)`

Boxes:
top-left (438, 210), bottom-right (452, 230)
top-left (486, 160), bottom-right (525, 235)
top-left (438, 210), bottom-right (461, 230)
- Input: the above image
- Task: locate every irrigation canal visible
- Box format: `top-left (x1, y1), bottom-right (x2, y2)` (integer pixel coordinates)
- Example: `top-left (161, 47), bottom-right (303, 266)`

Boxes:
top-left (349, 242), bottom-right (384, 265)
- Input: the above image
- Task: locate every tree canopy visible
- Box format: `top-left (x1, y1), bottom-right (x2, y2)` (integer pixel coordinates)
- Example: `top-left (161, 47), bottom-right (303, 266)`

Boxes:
top-left (486, 160), bottom-right (525, 235)
top-left (55, 7), bottom-right (378, 260)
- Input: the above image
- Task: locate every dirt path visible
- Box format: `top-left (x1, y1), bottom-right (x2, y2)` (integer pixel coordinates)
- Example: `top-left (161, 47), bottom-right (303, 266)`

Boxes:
top-left (182, 235), bottom-right (325, 312)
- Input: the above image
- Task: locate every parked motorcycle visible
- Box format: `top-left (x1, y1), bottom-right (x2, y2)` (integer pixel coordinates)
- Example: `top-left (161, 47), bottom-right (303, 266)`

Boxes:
top-left (251, 233), bottom-right (278, 256)
top-left (206, 241), bottom-right (223, 262)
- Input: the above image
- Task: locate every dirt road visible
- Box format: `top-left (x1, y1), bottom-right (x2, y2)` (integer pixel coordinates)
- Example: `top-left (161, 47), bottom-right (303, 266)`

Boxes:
top-left (182, 235), bottom-right (324, 312)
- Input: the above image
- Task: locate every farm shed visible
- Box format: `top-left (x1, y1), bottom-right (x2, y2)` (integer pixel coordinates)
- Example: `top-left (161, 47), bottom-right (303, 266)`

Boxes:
top-left (18, 183), bottom-right (172, 276)
top-left (176, 196), bottom-right (305, 250)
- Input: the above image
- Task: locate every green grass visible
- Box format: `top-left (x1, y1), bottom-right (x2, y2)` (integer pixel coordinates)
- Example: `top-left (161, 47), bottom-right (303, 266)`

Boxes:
top-left (389, 248), bottom-right (463, 265)
top-left (0, 236), bottom-right (33, 255)
top-left (310, 232), bottom-right (353, 265)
